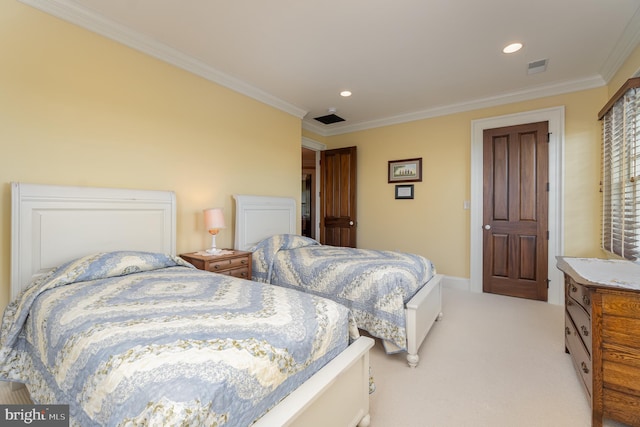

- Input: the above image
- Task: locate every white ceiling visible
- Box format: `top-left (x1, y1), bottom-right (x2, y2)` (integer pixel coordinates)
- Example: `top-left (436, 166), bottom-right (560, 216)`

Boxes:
top-left (20, 0), bottom-right (640, 136)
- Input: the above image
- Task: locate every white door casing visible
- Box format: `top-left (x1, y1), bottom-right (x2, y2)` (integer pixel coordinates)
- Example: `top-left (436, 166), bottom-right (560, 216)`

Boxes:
top-left (470, 107), bottom-right (565, 305)
top-left (302, 137), bottom-right (326, 239)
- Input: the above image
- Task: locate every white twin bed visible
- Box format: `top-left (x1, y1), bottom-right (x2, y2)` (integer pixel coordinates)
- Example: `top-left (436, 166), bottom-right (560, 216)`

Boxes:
top-left (234, 194), bottom-right (444, 368)
top-left (4, 182), bottom-right (374, 427)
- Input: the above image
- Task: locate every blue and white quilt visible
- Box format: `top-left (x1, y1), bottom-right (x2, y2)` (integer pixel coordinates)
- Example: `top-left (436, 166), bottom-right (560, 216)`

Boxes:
top-left (251, 235), bottom-right (436, 354)
top-left (0, 251), bottom-right (357, 426)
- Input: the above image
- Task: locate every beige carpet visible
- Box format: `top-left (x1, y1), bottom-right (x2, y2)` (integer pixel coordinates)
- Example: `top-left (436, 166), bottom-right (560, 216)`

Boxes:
top-left (0, 382), bottom-right (31, 405)
top-left (0, 288), bottom-right (629, 426)
top-left (368, 287), bottom-right (627, 427)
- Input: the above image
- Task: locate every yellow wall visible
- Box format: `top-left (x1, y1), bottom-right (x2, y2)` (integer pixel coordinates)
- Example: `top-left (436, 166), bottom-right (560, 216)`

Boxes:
top-left (309, 46), bottom-right (640, 280)
top-left (324, 89), bottom-right (611, 278)
top-left (0, 1), bottom-right (302, 308)
top-left (2, 1), bottom-right (639, 308)
top-left (324, 40), bottom-right (640, 278)
top-left (607, 44), bottom-right (640, 98)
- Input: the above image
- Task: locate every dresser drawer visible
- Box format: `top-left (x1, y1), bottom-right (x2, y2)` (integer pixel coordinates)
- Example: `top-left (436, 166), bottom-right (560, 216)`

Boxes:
top-left (566, 312), bottom-right (593, 398)
top-left (206, 257), bottom-right (249, 272)
top-left (602, 388), bottom-right (640, 426)
top-left (601, 289), bottom-right (640, 351)
top-left (603, 315), bottom-right (640, 350)
top-left (602, 353), bottom-right (640, 396)
top-left (602, 293), bottom-right (640, 320)
top-left (567, 277), bottom-right (592, 314)
top-left (566, 297), bottom-right (592, 355)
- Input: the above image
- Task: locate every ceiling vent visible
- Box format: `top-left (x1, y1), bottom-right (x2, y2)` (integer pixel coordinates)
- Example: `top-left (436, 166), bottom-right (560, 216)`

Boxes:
top-left (314, 113), bottom-right (345, 124)
top-left (528, 59), bottom-right (548, 75)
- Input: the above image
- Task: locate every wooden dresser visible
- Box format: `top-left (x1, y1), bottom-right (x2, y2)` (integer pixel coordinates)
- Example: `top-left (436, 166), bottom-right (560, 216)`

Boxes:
top-left (180, 250), bottom-right (252, 280)
top-left (557, 257), bottom-right (640, 427)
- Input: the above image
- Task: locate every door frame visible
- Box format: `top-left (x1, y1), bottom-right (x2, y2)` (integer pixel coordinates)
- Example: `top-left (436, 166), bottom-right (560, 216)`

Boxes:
top-left (470, 106), bottom-right (565, 305)
top-left (302, 137), bottom-right (326, 239)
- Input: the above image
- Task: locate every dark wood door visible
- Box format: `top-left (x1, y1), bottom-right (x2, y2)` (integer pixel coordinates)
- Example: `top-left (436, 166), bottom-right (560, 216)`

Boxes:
top-left (483, 122), bottom-right (549, 301)
top-left (320, 146), bottom-right (357, 247)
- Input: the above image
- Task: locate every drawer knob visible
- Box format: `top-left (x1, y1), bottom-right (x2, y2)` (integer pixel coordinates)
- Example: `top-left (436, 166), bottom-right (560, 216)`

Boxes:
top-left (241, 259), bottom-right (247, 265)
top-left (580, 325), bottom-right (589, 337)
top-left (213, 265), bottom-right (220, 270)
top-left (571, 285), bottom-right (577, 293)
top-left (581, 361), bottom-right (589, 374)
top-left (582, 295), bottom-right (590, 306)
top-left (565, 326), bottom-right (571, 336)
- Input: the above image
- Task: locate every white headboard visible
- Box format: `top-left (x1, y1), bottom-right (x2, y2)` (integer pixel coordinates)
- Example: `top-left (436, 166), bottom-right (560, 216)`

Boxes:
top-left (233, 195), bottom-right (296, 251)
top-left (11, 182), bottom-right (176, 299)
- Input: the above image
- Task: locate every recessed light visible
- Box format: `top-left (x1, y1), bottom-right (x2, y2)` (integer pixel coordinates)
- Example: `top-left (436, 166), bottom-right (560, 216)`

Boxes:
top-left (503, 43), bottom-right (523, 54)
top-left (340, 90), bottom-right (352, 97)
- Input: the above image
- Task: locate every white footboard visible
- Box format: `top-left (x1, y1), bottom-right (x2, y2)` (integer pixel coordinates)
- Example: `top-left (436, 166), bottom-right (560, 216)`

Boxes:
top-left (254, 336), bottom-right (375, 427)
top-left (405, 274), bottom-right (443, 367)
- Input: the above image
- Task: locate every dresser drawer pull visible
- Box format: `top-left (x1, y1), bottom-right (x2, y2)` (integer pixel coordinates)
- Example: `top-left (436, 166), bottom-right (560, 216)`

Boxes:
top-left (212, 264), bottom-right (221, 270)
top-left (241, 259), bottom-right (247, 265)
top-left (580, 325), bottom-right (589, 337)
top-left (565, 326), bottom-right (571, 335)
top-left (571, 285), bottom-right (577, 293)
top-left (582, 295), bottom-right (590, 306)
top-left (581, 361), bottom-right (589, 374)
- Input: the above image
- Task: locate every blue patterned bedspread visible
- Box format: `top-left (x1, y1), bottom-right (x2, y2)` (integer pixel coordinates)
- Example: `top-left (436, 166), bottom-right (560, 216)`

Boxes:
top-left (251, 235), bottom-right (436, 353)
top-left (0, 251), bottom-right (356, 426)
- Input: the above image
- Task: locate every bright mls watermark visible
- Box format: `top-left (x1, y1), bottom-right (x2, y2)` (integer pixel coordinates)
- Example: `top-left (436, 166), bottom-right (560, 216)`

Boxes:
top-left (1, 405), bottom-right (68, 426)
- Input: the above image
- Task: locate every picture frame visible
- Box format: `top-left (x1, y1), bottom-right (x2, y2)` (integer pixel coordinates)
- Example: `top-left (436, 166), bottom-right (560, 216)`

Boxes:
top-left (395, 184), bottom-right (414, 199)
top-left (388, 158), bottom-right (422, 183)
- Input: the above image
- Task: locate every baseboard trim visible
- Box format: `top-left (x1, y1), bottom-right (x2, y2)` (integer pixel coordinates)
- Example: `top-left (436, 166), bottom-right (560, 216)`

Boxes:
top-left (442, 275), bottom-right (470, 292)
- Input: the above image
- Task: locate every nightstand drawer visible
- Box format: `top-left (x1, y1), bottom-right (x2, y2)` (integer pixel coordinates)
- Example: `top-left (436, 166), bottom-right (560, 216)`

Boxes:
top-left (179, 251), bottom-right (252, 281)
top-left (217, 267), bottom-right (251, 279)
top-left (206, 257), bottom-right (249, 272)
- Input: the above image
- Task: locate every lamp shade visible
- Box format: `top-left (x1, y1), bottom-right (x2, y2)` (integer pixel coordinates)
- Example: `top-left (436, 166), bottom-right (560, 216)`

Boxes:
top-left (204, 208), bottom-right (225, 230)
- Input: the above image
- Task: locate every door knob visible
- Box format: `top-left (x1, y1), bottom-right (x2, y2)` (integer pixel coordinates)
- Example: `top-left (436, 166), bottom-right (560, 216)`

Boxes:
top-left (483, 224), bottom-right (491, 230)
top-left (349, 221), bottom-right (354, 226)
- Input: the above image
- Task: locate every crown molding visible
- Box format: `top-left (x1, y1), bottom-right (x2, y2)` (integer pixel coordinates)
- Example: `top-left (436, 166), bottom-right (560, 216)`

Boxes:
top-left (21, 0), bottom-right (634, 136)
top-left (301, 137), bottom-right (326, 151)
top-left (18, 0), bottom-right (308, 119)
top-left (599, 6), bottom-right (640, 83)
top-left (302, 120), bottom-right (333, 136)
top-left (304, 75), bottom-right (605, 136)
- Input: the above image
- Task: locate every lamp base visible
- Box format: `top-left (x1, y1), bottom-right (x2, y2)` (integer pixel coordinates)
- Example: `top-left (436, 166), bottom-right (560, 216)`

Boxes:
top-left (206, 233), bottom-right (222, 255)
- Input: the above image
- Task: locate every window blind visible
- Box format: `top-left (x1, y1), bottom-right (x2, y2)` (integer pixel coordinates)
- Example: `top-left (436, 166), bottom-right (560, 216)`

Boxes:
top-left (599, 77), bottom-right (640, 261)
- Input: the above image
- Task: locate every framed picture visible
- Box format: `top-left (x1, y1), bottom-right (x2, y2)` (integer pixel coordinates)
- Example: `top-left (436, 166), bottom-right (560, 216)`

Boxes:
top-left (388, 158), bottom-right (422, 183)
top-left (395, 184), bottom-right (414, 199)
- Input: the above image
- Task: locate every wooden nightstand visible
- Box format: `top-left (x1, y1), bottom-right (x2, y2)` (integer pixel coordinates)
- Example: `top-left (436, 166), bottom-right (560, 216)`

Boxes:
top-left (180, 250), bottom-right (252, 280)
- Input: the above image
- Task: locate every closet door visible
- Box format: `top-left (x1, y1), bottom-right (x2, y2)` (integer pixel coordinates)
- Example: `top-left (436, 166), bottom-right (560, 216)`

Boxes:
top-left (482, 122), bottom-right (549, 301)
